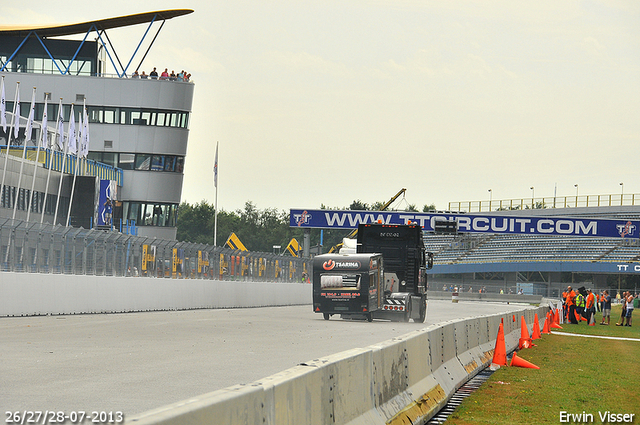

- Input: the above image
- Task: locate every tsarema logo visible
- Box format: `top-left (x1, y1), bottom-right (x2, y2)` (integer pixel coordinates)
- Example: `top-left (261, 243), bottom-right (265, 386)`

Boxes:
top-left (322, 259), bottom-right (361, 271)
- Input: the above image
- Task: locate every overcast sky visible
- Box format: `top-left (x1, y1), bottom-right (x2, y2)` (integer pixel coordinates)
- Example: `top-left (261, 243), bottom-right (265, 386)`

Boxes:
top-left (2, 1), bottom-right (639, 213)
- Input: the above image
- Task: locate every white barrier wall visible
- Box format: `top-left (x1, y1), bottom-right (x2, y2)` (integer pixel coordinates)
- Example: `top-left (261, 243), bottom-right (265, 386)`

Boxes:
top-left (0, 273), bottom-right (312, 316)
top-left (127, 305), bottom-right (548, 425)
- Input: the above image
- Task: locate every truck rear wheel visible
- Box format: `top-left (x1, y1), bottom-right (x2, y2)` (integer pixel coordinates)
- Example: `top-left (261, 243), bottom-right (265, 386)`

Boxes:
top-left (418, 296), bottom-right (427, 323)
top-left (366, 313), bottom-right (373, 322)
top-left (323, 313), bottom-right (330, 320)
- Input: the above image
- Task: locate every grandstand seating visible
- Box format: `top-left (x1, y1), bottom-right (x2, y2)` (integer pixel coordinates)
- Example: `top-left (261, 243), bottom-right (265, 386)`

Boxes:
top-left (425, 233), bottom-right (640, 264)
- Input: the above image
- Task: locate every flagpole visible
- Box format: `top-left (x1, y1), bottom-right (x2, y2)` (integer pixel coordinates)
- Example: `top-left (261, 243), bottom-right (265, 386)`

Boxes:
top-left (27, 95), bottom-right (48, 222)
top-left (0, 81), bottom-right (19, 212)
top-left (54, 103), bottom-right (73, 226)
top-left (66, 103), bottom-right (80, 227)
top-left (213, 141), bottom-right (219, 247)
top-left (12, 86), bottom-right (35, 220)
top-left (0, 76), bottom-right (6, 132)
top-left (41, 98), bottom-right (63, 224)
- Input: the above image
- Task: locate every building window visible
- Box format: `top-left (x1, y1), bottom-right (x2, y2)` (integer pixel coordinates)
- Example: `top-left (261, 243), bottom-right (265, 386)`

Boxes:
top-left (118, 153), bottom-right (135, 170)
top-left (123, 201), bottom-right (178, 227)
top-left (135, 154), bottom-right (151, 170)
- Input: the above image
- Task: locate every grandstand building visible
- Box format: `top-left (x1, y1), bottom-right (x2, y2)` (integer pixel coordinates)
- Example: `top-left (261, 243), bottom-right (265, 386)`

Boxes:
top-left (0, 10), bottom-right (194, 239)
top-left (425, 205), bottom-right (640, 297)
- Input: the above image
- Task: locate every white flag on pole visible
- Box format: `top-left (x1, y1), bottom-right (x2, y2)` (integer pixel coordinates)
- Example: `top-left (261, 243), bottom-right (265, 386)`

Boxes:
top-left (0, 77), bottom-right (6, 132)
top-left (41, 96), bottom-right (48, 148)
top-left (67, 105), bottom-right (77, 155)
top-left (12, 84), bottom-right (20, 139)
top-left (82, 106), bottom-right (90, 158)
top-left (214, 141), bottom-right (219, 188)
top-left (56, 99), bottom-right (64, 150)
top-left (25, 87), bottom-right (36, 142)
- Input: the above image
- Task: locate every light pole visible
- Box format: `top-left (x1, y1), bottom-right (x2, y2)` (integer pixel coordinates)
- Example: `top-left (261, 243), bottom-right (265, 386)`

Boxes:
top-left (574, 184), bottom-right (578, 207)
top-left (620, 182), bottom-right (624, 205)
top-left (530, 186), bottom-right (535, 209)
top-left (488, 189), bottom-right (492, 211)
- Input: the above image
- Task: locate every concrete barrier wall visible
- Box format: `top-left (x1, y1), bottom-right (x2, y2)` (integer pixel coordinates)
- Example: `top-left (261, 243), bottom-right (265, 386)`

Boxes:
top-left (0, 272), bottom-right (312, 316)
top-left (127, 305), bottom-right (549, 425)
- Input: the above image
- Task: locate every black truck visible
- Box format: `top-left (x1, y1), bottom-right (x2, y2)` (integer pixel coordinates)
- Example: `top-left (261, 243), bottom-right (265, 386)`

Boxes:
top-left (312, 222), bottom-right (433, 322)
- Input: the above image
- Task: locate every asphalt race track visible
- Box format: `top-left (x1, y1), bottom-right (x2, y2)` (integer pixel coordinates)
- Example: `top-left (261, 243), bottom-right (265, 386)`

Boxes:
top-left (1, 300), bottom-right (529, 417)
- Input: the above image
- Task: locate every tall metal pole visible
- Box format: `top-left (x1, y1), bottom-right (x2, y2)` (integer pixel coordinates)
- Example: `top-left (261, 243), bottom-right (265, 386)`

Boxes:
top-left (41, 98), bottom-right (63, 224)
top-left (213, 141), bottom-right (219, 246)
top-left (0, 81), bottom-right (19, 211)
top-left (27, 94), bottom-right (48, 222)
top-left (54, 103), bottom-right (73, 225)
top-left (13, 87), bottom-right (36, 219)
top-left (66, 103), bottom-right (82, 226)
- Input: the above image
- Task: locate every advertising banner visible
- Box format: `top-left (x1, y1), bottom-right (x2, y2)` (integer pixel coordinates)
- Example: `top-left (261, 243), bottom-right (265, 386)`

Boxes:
top-left (289, 209), bottom-right (640, 239)
top-left (97, 180), bottom-right (117, 227)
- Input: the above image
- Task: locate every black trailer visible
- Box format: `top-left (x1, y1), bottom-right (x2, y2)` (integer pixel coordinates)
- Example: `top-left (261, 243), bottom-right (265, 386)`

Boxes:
top-left (312, 253), bottom-right (383, 322)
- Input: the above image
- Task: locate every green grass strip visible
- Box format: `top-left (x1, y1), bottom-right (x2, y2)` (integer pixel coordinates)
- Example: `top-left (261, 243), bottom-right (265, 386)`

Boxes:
top-left (446, 305), bottom-right (639, 424)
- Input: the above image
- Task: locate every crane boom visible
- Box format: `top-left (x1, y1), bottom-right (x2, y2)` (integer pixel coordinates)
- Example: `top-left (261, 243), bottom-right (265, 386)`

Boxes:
top-left (328, 188), bottom-right (408, 253)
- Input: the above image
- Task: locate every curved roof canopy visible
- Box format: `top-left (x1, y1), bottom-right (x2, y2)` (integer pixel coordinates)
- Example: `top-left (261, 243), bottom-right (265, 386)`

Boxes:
top-left (0, 9), bottom-right (193, 38)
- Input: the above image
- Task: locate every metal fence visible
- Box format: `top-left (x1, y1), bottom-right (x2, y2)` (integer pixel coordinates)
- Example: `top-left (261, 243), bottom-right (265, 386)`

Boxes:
top-left (0, 218), bottom-right (312, 282)
top-left (448, 193), bottom-right (640, 212)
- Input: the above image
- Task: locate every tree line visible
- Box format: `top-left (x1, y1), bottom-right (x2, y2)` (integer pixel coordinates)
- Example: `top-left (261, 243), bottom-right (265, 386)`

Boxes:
top-left (176, 199), bottom-right (437, 253)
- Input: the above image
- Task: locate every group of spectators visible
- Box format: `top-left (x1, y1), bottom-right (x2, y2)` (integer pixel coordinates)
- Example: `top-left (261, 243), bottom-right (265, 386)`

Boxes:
top-left (562, 285), bottom-right (636, 327)
top-left (131, 67), bottom-right (191, 82)
top-left (441, 285), bottom-right (487, 293)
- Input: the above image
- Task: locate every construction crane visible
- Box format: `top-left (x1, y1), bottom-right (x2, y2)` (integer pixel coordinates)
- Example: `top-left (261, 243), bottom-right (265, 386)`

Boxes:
top-left (328, 188), bottom-right (407, 253)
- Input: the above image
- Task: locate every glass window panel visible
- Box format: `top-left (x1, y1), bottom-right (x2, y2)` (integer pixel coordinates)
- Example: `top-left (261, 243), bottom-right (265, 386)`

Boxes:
top-left (120, 109), bottom-right (130, 125)
top-left (156, 112), bottom-right (166, 127)
top-left (143, 204), bottom-right (153, 225)
top-left (176, 157), bottom-right (184, 173)
top-left (164, 156), bottom-right (176, 172)
top-left (135, 154), bottom-right (151, 171)
top-left (182, 113), bottom-right (189, 129)
top-left (131, 110), bottom-right (143, 125)
top-left (118, 153), bottom-right (135, 170)
top-left (88, 107), bottom-right (103, 123)
top-left (104, 107), bottom-right (118, 124)
top-left (170, 113), bottom-right (178, 127)
top-left (127, 202), bottom-right (140, 222)
top-left (141, 111), bottom-right (151, 125)
top-left (87, 152), bottom-right (102, 162)
top-left (151, 155), bottom-right (164, 171)
top-left (168, 205), bottom-right (177, 227)
top-left (101, 153), bottom-right (117, 167)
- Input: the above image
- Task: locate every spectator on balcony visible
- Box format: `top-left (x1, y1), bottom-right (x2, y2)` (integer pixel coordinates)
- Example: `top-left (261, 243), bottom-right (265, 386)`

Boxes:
top-left (169, 70), bottom-right (177, 81)
top-left (160, 68), bottom-right (169, 80)
top-left (150, 67), bottom-right (158, 79)
top-left (140, 71), bottom-right (148, 79)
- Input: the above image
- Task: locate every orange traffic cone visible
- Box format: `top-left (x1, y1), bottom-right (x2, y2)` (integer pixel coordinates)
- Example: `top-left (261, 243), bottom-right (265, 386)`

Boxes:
top-left (491, 323), bottom-right (507, 366)
top-left (542, 313), bottom-right (551, 334)
top-left (532, 313), bottom-right (542, 340)
top-left (551, 309), bottom-right (563, 329)
top-left (510, 352), bottom-right (540, 369)
top-left (518, 316), bottom-right (533, 349)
